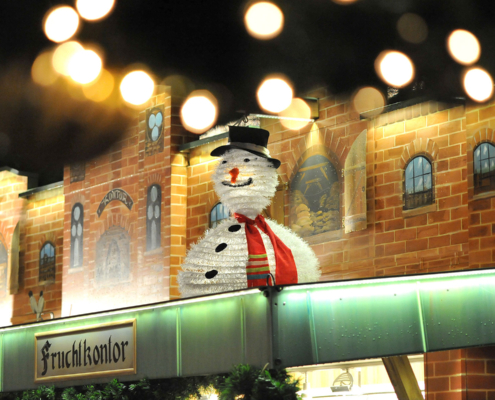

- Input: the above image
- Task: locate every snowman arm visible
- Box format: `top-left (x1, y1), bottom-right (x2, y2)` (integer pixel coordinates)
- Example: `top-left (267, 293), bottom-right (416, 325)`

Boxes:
top-left (265, 219), bottom-right (321, 283)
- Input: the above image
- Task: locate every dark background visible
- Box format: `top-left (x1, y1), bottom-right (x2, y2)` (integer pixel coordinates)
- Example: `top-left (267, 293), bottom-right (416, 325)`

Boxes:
top-left (1, 0), bottom-right (495, 185)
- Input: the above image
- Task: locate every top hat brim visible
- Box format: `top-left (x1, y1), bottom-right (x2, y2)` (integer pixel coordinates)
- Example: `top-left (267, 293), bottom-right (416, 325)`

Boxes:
top-left (211, 144), bottom-right (281, 169)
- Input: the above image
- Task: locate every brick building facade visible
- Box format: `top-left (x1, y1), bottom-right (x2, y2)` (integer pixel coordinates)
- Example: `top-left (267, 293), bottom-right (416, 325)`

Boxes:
top-left (1, 86), bottom-right (495, 396)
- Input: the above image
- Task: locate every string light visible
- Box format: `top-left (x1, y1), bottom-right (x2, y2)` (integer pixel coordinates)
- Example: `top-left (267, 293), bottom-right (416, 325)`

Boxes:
top-left (120, 70), bottom-right (154, 106)
top-left (31, 51), bottom-right (58, 86)
top-left (375, 50), bottom-right (415, 88)
top-left (68, 50), bottom-right (102, 84)
top-left (76, 0), bottom-right (115, 21)
top-left (52, 41), bottom-right (84, 76)
top-left (352, 87), bottom-right (385, 118)
top-left (257, 77), bottom-right (293, 113)
top-left (44, 6), bottom-right (80, 43)
top-left (448, 29), bottom-right (480, 65)
top-left (464, 67), bottom-right (493, 102)
top-left (244, 2), bottom-right (284, 40)
top-left (181, 91), bottom-right (218, 134)
top-left (279, 98), bottom-right (311, 130)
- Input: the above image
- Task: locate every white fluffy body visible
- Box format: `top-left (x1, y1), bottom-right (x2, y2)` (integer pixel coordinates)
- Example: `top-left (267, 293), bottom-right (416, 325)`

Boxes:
top-left (178, 148), bottom-right (321, 297)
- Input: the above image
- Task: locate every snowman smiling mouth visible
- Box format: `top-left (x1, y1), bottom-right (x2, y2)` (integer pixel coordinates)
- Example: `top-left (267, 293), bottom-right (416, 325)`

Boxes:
top-left (222, 178), bottom-right (253, 187)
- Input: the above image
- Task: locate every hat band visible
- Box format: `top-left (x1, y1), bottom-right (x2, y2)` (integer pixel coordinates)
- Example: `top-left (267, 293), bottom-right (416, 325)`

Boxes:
top-left (229, 142), bottom-right (271, 157)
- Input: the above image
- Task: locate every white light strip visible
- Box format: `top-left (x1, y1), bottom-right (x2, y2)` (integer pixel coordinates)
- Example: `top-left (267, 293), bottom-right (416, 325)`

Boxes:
top-left (0, 289), bottom-right (260, 333)
top-left (286, 268), bottom-right (495, 291)
top-left (251, 114), bottom-right (315, 122)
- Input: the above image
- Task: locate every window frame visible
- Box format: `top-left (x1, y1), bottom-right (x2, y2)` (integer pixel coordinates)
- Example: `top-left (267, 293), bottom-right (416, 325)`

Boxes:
top-left (70, 203), bottom-right (84, 268)
top-left (403, 155), bottom-right (434, 210)
top-left (473, 142), bottom-right (495, 195)
top-left (39, 241), bottom-right (56, 284)
top-left (146, 184), bottom-right (162, 251)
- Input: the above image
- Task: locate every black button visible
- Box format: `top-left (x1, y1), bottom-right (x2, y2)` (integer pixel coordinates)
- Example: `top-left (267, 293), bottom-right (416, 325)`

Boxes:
top-left (228, 225), bottom-right (241, 232)
top-left (205, 270), bottom-right (218, 279)
top-left (215, 243), bottom-right (227, 252)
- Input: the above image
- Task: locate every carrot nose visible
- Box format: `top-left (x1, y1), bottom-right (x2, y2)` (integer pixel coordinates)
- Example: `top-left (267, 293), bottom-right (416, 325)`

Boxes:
top-left (229, 168), bottom-right (239, 184)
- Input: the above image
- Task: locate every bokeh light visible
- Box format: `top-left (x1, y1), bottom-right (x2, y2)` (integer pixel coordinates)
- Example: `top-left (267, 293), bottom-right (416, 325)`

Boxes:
top-left (181, 91), bottom-right (218, 134)
top-left (332, 0), bottom-right (359, 4)
top-left (68, 50), bottom-right (102, 84)
top-left (76, 0), bottom-right (115, 21)
top-left (448, 29), bottom-right (480, 65)
top-left (279, 98), bottom-right (311, 130)
top-left (31, 51), bottom-right (59, 86)
top-left (120, 70), bottom-right (155, 105)
top-left (82, 69), bottom-right (115, 102)
top-left (397, 13), bottom-right (428, 44)
top-left (244, 2), bottom-right (284, 40)
top-left (257, 77), bottom-right (293, 113)
top-left (44, 6), bottom-right (80, 43)
top-left (352, 87), bottom-right (385, 118)
top-left (375, 50), bottom-right (415, 88)
top-left (464, 68), bottom-right (493, 102)
top-left (52, 41), bottom-right (84, 76)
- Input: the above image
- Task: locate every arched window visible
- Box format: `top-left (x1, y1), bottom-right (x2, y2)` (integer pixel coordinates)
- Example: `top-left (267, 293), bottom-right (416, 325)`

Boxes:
top-left (70, 203), bottom-right (83, 268)
top-left (146, 184), bottom-right (161, 251)
top-left (210, 202), bottom-right (230, 228)
top-left (474, 142), bottom-right (495, 194)
top-left (39, 242), bottom-right (55, 284)
top-left (404, 156), bottom-right (433, 209)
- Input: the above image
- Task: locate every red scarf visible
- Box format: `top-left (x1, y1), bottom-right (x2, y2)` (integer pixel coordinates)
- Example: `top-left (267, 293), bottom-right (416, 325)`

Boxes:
top-left (234, 213), bottom-right (298, 287)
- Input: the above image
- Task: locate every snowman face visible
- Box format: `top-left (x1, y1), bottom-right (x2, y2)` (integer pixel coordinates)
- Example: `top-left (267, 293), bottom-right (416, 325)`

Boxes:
top-left (212, 149), bottom-right (278, 215)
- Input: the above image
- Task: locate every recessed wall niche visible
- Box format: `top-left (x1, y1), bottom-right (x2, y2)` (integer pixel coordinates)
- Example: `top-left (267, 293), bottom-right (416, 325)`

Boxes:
top-left (95, 226), bottom-right (130, 286)
top-left (70, 163), bottom-right (85, 183)
top-left (290, 153), bottom-right (340, 238)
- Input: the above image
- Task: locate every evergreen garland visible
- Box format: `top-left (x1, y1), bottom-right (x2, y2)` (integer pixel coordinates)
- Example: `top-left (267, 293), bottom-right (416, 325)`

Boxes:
top-left (0, 364), bottom-right (301, 400)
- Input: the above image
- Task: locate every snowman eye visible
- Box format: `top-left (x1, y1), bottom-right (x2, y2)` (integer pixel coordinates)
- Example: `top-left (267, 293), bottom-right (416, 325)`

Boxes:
top-left (222, 160), bottom-right (227, 164)
top-left (244, 158), bottom-right (250, 162)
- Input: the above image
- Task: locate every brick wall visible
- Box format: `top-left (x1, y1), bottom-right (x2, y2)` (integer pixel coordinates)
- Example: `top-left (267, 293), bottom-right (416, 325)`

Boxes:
top-left (0, 170), bottom-right (27, 326)
top-left (426, 346), bottom-right (495, 399)
top-left (11, 187), bottom-right (64, 325)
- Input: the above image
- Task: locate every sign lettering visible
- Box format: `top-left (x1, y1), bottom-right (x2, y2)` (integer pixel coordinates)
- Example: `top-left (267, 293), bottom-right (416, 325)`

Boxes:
top-left (35, 320), bottom-right (136, 382)
top-left (97, 189), bottom-right (134, 217)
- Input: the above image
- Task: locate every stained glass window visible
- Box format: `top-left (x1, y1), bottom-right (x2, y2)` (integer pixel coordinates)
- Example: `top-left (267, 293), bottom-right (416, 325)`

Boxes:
top-left (146, 184), bottom-right (161, 251)
top-left (404, 156), bottom-right (433, 209)
top-left (39, 242), bottom-right (56, 284)
top-left (210, 202), bottom-right (230, 228)
top-left (474, 142), bottom-right (495, 194)
top-left (70, 203), bottom-right (83, 268)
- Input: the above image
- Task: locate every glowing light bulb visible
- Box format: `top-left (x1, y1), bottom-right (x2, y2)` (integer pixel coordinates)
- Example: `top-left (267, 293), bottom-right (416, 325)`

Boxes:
top-left (464, 68), bottom-right (493, 102)
top-left (352, 87), bottom-right (385, 118)
top-left (279, 98), bottom-right (311, 130)
top-left (31, 51), bottom-right (58, 86)
top-left (257, 77), bottom-right (293, 113)
top-left (44, 6), bottom-right (79, 43)
top-left (181, 91), bottom-right (218, 134)
top-left (68, 50), bottom-right (102, 84)
top-left (52, 41), bottom-right (84, 76)
top-left (76, 0), bottom-right (115, 21)
top-left (448, 29), bottom-right (480, 65)
top-left (375, 50), bottom-right (415, 88)
top-left (244, 2), bottom-right (284, 40)
top-left (82, 69), bottom-right (115, 102)
top-left (120, 70), bottom-right (154, 105)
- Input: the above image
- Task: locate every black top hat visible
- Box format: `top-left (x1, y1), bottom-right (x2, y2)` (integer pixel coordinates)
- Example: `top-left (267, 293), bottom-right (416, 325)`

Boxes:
top-left (210, 126), bottom-right (281, 168)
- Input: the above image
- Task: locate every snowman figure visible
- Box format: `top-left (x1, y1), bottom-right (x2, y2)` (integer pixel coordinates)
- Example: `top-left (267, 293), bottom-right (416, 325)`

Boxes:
top-left (178, 126), bottom-right (320, 297)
